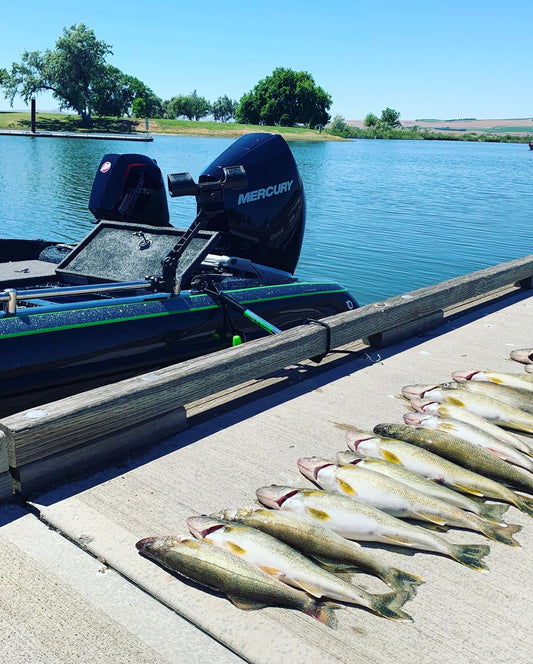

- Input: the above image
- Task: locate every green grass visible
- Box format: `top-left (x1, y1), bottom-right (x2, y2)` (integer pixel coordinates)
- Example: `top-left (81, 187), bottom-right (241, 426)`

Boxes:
top-left (0, 112), bottom-right (340, 141)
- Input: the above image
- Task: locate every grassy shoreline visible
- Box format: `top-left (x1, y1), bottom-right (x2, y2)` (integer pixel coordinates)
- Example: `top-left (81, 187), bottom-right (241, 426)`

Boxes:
top-left (0, 111), bottom-right (341, 141)
top-left (2, 111), bottom-right (532, 143)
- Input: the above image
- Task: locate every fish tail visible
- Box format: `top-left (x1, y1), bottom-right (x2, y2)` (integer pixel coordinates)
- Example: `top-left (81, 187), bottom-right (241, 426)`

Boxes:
top-left (478, 521), bottom-right (522, 547)
top-left (512, 493), bottom-right (533, 517)
top-left (370, 591), bottom-right (413, 622)
top-left (381, 568), bottom-right (425, 597)
top-left (305, 600), bottom-right (339, 629)
top-left (449, 543), bottom-right (491, 571)
top-left (478, 502), bottom-right (510, 523)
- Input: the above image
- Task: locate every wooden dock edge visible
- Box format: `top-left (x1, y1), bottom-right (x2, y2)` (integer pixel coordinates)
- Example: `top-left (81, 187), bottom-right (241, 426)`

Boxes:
top-left (1, 254), bottom-right (532, 498)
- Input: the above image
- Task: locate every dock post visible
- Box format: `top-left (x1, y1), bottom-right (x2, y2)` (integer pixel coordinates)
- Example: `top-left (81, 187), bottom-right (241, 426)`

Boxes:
top-left (30, 97), bottom-right (36, 133)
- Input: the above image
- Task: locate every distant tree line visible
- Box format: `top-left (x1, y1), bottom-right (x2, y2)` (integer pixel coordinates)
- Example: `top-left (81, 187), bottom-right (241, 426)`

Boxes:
top-left (0, 25), bottom-right (331, 129)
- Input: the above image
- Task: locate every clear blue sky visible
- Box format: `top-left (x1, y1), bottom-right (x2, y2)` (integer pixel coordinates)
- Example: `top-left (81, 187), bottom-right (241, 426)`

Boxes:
top-left (1, 0), bottom-right (532, 121)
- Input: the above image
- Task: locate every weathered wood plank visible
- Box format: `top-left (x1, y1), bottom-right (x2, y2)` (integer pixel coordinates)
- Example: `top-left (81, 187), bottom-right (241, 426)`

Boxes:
top-left (0, 431), bottom-right (13, 501)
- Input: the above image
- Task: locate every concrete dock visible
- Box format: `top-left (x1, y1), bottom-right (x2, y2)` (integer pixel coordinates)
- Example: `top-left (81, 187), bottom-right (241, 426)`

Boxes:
top-left (0, 288), bottom-right (532, 663)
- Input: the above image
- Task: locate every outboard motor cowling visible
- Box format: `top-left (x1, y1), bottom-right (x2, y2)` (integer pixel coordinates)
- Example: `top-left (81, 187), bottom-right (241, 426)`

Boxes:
top-left (89, 153), bottom-right (170, 226)
top-left (199, 133), bottom-right (305, 275)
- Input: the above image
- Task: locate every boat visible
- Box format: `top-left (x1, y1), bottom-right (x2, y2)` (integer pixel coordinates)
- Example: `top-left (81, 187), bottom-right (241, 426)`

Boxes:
top-left (0, 133), bottom-right (358, 416)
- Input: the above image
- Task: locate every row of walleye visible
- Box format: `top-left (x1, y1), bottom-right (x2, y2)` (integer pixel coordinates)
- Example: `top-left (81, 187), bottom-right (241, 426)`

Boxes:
top-left (136, 348), bottom-right (533, 629)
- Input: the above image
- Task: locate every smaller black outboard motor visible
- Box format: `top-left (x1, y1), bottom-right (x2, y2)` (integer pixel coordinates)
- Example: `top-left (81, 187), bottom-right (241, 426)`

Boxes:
top-left (89, 153), bottom-right (170, 226)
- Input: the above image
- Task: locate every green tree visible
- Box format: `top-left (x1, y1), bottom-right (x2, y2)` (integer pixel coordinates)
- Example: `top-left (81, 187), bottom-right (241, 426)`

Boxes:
top-left (211, 95), bottom-right (238, 122)
top-left (1, 24), bottom-right (112, 126)
top-left (235, 68), bottom-right (331, 128)
top-left (380, 107), bottom-right (401, 128)
top-left (363, 112), bottom-right (379, 127)
top-left (166, 90), bottom-right (210, 121)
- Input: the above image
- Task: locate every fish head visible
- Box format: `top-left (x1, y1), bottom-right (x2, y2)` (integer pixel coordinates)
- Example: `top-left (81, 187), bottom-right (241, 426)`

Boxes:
top-left (135, 534), bottom-right (185, 556)
top-left (410, 398), bottom-right (439, 414)
top-left (187, 515), bottom-right (230, 539)
top-left (256, 485), bottom-right (301, 509)
top-left (336, 450), bottom-right (364, 465)
top-left (451, 370), bottom-right (480, 382)
top-left (345, 430), bottom-right (379, 451)
top-left (297, 457), bottom-right (334, 481)
top-left (403, 412), bottom-right (434, 426)
top-left (401, 384), bottom-right (443, 400)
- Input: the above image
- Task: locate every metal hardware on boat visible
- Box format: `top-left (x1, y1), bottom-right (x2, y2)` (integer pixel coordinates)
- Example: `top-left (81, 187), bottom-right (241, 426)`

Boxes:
top-left (0, 281), bottom-right (152, 316)
top-left (133, 231), bottom-right (152, 250)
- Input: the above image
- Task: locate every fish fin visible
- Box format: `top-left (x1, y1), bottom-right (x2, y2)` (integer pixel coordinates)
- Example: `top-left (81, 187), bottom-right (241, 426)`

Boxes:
top-left (383, 568), bottom-right (425, 596)
top-left (450, 543), bottom-right (490, 571)
top-left (311, 555), bottom-right (360, 572)
top-left (306, 507), bottom-right (331, 521)
top-left (506, 421), bottom-right (533, 434)
top-left (226, 541), bottom-right (247, 555)
top-left (381, 533), bottom-right (417, 546)
top-left (382, 450), bottom-right (402, 464)
top-left (412, 511), bottom-right (449, 526)
top-left (226, 595), bottom-right (269, 611)
top-left (337, 478), bottom-right (356, 495)
top-left (452, 483), bottom-right (485, 497)
top-left (513, 494), bottom-right (533, 516)
top-left (478, 502), bottom-right (510, 523)
top-left (304, 602), bottom-right (340, 629)
top-left (479, 521), bottom-right (522, 547)
top-left (292, 580), bottom-right (326, 599)
top-left (446, 396), bottom-right (467, 407)
top-left (258, 565), bottom-right (282, 577)
top-left (370, 591), bottom-right (413, 622)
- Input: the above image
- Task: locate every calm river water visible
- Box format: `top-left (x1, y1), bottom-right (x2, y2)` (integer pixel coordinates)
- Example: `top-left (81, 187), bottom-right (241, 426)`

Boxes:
top-left (1, 133), bottom-right (531, 305)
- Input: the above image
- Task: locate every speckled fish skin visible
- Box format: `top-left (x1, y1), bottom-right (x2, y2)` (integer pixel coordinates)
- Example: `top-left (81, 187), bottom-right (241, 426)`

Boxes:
top-left (337, 449), bottom-right (510, 524)
top-left (373, 422), bottom-right (533, 496)
top-left (403, 412), bottom-right (533, 473)
top-left (256, 485), bottom-right (491, 571)
top-left (186, 515), bottom-right (413, 621)
top-left (214, 505), bottom-right (424, 594)
top-left (442, 380), bottom-right (533, 415)
top-left (401, 384), bottom-right (533, 433)
top-left (345, 431), bottom-right (533, 517)
top-left (452, 370), bottom-right (533, 393)
top-left (298, 457), bottom-right (520, 547)
top-left (409, 399), bottom-right (533, 457)
top-left (135, 534), bottom-right (339, 627)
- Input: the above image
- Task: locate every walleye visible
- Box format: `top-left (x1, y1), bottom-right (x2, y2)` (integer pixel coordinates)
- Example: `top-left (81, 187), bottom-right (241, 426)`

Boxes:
top-left (136, 534), bottom-right (338, 627)
top-left (402, 383), bottom-right (533, 434)
top-left (298, 457), bottom-right (520, 547)
top-left (373, 422), bottom-right (533, 496)
top-left (214, 505), bottom-right (424, 594)
top-left (409, 398), bottom-right (533, 457)
top-left (256, 485), bottom-right (491, 571)
top-left (452, 369), bottom-right (533, 394)
top-left (403, 412), bottom-right (533, 473)
top-left (442, 380), bottom-right (533, 415)
top-left (345, 430), bottom-right (533, 517)
top-left (337, 447), bottom-right (510, 523)
top-left (187, 515), bottom-right (413, 621)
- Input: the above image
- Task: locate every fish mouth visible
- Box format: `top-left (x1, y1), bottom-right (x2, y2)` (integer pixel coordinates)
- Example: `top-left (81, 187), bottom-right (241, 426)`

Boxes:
top-left (136, 536), bottom-right (156, 551)
top-left (186, 516), bottom-right (225, 539)
top-left (256, 485), bottom-right (300, 509)
top-left (403, 412), bottom-right (425, 425)
top-left (452, 370), bottom-right (478, 382)
top-left (410, 398), bottom-right (436, 412)
top-left (297, 457), bottom-right (334, 481)
top-left (345, 430), bottom-right (374, 450)
top-left (401, 384), bottom-right (440, 399)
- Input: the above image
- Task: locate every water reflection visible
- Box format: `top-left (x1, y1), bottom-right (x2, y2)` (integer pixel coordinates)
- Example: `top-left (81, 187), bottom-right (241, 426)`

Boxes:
top-left (0, 134), bottom-right (532, 304)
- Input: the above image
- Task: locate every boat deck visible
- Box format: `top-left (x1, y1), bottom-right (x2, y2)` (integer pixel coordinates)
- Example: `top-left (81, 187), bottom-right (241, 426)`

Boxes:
top-left (0, 289), bottom-right (531, 663)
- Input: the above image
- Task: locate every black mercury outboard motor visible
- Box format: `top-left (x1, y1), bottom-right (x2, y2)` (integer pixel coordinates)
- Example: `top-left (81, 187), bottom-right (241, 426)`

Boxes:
top-left (198, 133), bottom-right (305, 275)
top-left (89, 153), bottom-right (170, 226)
